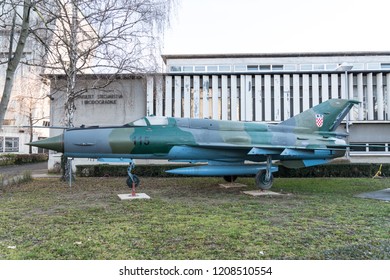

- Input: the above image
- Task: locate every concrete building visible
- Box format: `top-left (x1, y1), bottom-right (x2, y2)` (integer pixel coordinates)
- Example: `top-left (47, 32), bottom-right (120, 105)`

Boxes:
top-left (147, 52), bottom-right (390, 162)
top-left (0, 0), bottom-right (93, 155)
top-left (46, 74), bottom-right (146, 168)
top-left (0, 37), bottom-right (50, 154)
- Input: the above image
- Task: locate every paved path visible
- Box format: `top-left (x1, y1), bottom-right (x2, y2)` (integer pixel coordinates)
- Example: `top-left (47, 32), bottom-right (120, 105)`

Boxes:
top-left (356, 188), bottom-right (390, 202)
top-left (0, 162), bottom-right (48, 177)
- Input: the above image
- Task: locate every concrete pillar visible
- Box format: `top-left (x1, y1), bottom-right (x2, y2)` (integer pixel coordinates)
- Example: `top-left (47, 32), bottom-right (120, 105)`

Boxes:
top-left (254, 75), bottom-right (262, 121)
top-left (376, 73), bottom-right (384, 120)
top-left (357, 73), bottom-right (364, 120)
top-left (367, 73), bottom-right (374, 120)
top-left (283, 74), bottom-right (291, 120)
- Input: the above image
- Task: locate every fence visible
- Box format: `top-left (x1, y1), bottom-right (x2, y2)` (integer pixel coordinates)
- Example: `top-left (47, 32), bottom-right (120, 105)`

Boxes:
top-left (146, 72), bottom-right (390, 122)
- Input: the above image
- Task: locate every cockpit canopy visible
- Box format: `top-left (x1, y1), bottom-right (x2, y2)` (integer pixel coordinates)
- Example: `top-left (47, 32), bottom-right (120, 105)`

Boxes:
top-left (126, 116), bottom-right (169, 127)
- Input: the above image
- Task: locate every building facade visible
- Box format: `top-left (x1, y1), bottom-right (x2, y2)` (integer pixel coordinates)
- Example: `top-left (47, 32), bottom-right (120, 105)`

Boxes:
top-left (0, 0), bottom-right (93, 155)
top-left (145, 52), bottom-right (390, 162)
top-left (0, 48), bottom-right (51, 154)
top-left (46, 74), bottom-right (146, 168)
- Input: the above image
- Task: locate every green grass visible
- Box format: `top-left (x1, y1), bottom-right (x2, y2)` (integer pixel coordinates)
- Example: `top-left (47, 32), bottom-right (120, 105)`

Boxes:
top-left (0, 177), bottom-right (389, 260)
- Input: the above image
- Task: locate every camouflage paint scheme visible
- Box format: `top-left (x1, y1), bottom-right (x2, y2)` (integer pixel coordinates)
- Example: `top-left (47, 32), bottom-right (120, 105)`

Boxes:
top-left (29, 99), bottom-right (359, 189)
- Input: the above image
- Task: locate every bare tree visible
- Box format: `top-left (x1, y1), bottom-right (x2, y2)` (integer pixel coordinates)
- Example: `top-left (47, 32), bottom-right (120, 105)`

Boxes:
top-left (44, 0), bottom-right (175, 127)
top-left (0, 0), bottom-right (33, 129)
top-left (11, 75), bottom-right (49, 153)
top-left (1, 0), bottom-right (175, 128)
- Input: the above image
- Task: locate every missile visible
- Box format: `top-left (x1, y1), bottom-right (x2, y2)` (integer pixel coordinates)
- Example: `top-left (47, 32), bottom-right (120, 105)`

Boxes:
top-left (166, 164), bottom-right (278, 176)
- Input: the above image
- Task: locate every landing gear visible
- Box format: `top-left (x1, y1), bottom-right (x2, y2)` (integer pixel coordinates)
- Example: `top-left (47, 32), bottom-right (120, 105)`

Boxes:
top-left (256, 155), bottom-right (274, 190)
top-left (223, 175), bottom-right (238, 183)
top-left (255, 170), bottom-right (273, 190)
top-left (126, 161), bottom-right (140, 188)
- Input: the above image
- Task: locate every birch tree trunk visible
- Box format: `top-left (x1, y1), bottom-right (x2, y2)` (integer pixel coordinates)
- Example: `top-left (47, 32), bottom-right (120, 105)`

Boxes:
top-left (0, 0), bottom-right (32, 128)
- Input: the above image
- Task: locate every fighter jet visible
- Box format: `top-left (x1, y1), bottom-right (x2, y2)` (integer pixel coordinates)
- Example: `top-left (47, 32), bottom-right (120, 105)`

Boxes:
top-left (29, 99), bottom-right (358, 190)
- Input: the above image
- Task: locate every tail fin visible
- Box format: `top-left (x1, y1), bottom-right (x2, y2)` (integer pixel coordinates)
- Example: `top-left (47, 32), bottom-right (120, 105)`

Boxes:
top-left (278, 99), bottom-right (359, 132)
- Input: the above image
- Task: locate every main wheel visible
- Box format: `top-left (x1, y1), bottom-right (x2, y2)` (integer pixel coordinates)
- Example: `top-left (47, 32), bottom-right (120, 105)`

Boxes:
top-left (223, 175), bottom-right (238, 183)
top-left (255, 170), bottom-right (273, 190)
top-left (126, 175), bottom-right (140, 188)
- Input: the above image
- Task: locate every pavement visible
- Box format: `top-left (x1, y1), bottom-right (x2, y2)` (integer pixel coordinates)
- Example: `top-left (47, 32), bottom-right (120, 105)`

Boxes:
top-left (0, 161), bottom-right (46, 175)
top-left (0, 162), bottom-right (58, 179)
top-left (355, 187), bottom-right (390, 202)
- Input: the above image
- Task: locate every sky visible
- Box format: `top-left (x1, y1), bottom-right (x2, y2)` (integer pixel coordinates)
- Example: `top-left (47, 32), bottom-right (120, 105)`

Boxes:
top-left (163, 0), bottom-right (390, 55)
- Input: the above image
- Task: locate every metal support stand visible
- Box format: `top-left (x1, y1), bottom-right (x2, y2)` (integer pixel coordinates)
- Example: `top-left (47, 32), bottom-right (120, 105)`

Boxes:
top-left (117, 159), bottom-right (150, 200)
top-left (265, 155), bottom-right (272, 181)
top-left (127, 161), bottom-right (136, 183)
top-left (69, 158), bottom-right (72, 188)
top-left (63, 157), bottom-right (74, 188)
top-left (131, 182), bottom-right (136, 197)
top-left (126, 160), bottom-right (140, 189)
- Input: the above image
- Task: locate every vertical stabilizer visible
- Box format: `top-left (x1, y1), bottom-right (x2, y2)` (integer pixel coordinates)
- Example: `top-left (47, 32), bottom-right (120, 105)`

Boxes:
top-left (278, 99), bottom-right (359, 132)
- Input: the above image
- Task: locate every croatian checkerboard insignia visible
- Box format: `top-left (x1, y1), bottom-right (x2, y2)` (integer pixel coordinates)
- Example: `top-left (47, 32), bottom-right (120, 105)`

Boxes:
top-left (316, 114), bottom-right (324, 127)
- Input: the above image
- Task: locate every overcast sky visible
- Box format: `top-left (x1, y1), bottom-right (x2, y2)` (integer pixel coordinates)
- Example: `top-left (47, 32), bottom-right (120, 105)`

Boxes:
top-left (163, 0), bottom-right (390, 54)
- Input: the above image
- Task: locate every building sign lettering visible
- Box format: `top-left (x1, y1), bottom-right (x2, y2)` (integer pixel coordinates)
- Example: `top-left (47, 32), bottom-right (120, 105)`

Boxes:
top-left (80, 93), bottom-right (123, 105)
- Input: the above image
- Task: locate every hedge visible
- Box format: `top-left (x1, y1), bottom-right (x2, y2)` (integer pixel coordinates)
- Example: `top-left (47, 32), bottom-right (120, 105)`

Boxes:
top-left (0, 153), bottom-right (48, 166)
top-left (75, 163), bottom-right (390, 178)
top-left (76, 164), bottom-right (188, 178)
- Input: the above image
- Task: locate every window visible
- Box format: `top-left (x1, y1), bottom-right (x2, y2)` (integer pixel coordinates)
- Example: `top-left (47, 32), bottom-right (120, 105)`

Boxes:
top-left (247, 65), bottom-right (259, 71)
top-left (350, 143), bottom-right (368, 152)
top-left (313, 64), bottom-right (325, 70)
top-left (170, 66), bottom-right (182, 72)
top-left (353, 63), bottom-right (364, 70)
top-left (284, 64), bottom-right (296, 71)
top-left (259, 65), bottom-right (271, 71)
top-left (272, 65), bottom-right (283, 71)
top-left (194, 66), bottom-right (205, 72)
top-left (300, 64), bottom-right (312, 71)
top-left (183, 66), bottom-right (193, 72)
top-left (207, 65), bottom-right (218, 72)
top-left (325, 64), bottom-right (338, 70)
top-left (368, 143), bottom-right (387, 152)
top-left (3, 119), bottom-right (15, 125)
top-left (367, 63), bottom-right (380, 70)
top-left (218, 65), bottom-right (231, 72)
top-left (350, 143), bottom-right (389, 154)
top-left (381, 63), bottom-right (390, 69)
top-left (234, 65), bottom-right (246, 72)
top-left (0, 137), bottom-right (3, 152)
top-left (5, 137), bottom-right (19, 152)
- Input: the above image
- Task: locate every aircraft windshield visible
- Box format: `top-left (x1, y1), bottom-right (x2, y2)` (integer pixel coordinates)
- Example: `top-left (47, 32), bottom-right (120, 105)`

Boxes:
top-left (126, 116), bottom-right (169, 127)
top-left (146, 116), bottom-right (168, 126)
top-left (127, 118), bottom-right (148, 127)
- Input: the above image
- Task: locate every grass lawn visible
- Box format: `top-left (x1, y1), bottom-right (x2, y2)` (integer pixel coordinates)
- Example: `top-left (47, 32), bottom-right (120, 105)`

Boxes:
top-left (0, 177), bottom-right (389, 260)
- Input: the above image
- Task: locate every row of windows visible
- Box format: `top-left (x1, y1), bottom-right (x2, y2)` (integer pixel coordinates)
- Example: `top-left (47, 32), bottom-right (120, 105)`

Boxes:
top-left (169, 63), bottom-right (390, 73)
top-left (0, 137), bottom-right (19, 153)
top-left (350, 143), bottom-right (389, 153)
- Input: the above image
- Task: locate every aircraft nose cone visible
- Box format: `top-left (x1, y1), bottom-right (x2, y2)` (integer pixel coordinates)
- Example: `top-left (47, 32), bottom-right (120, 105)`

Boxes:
top-left (28, 134), bottom-right (64, 153)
